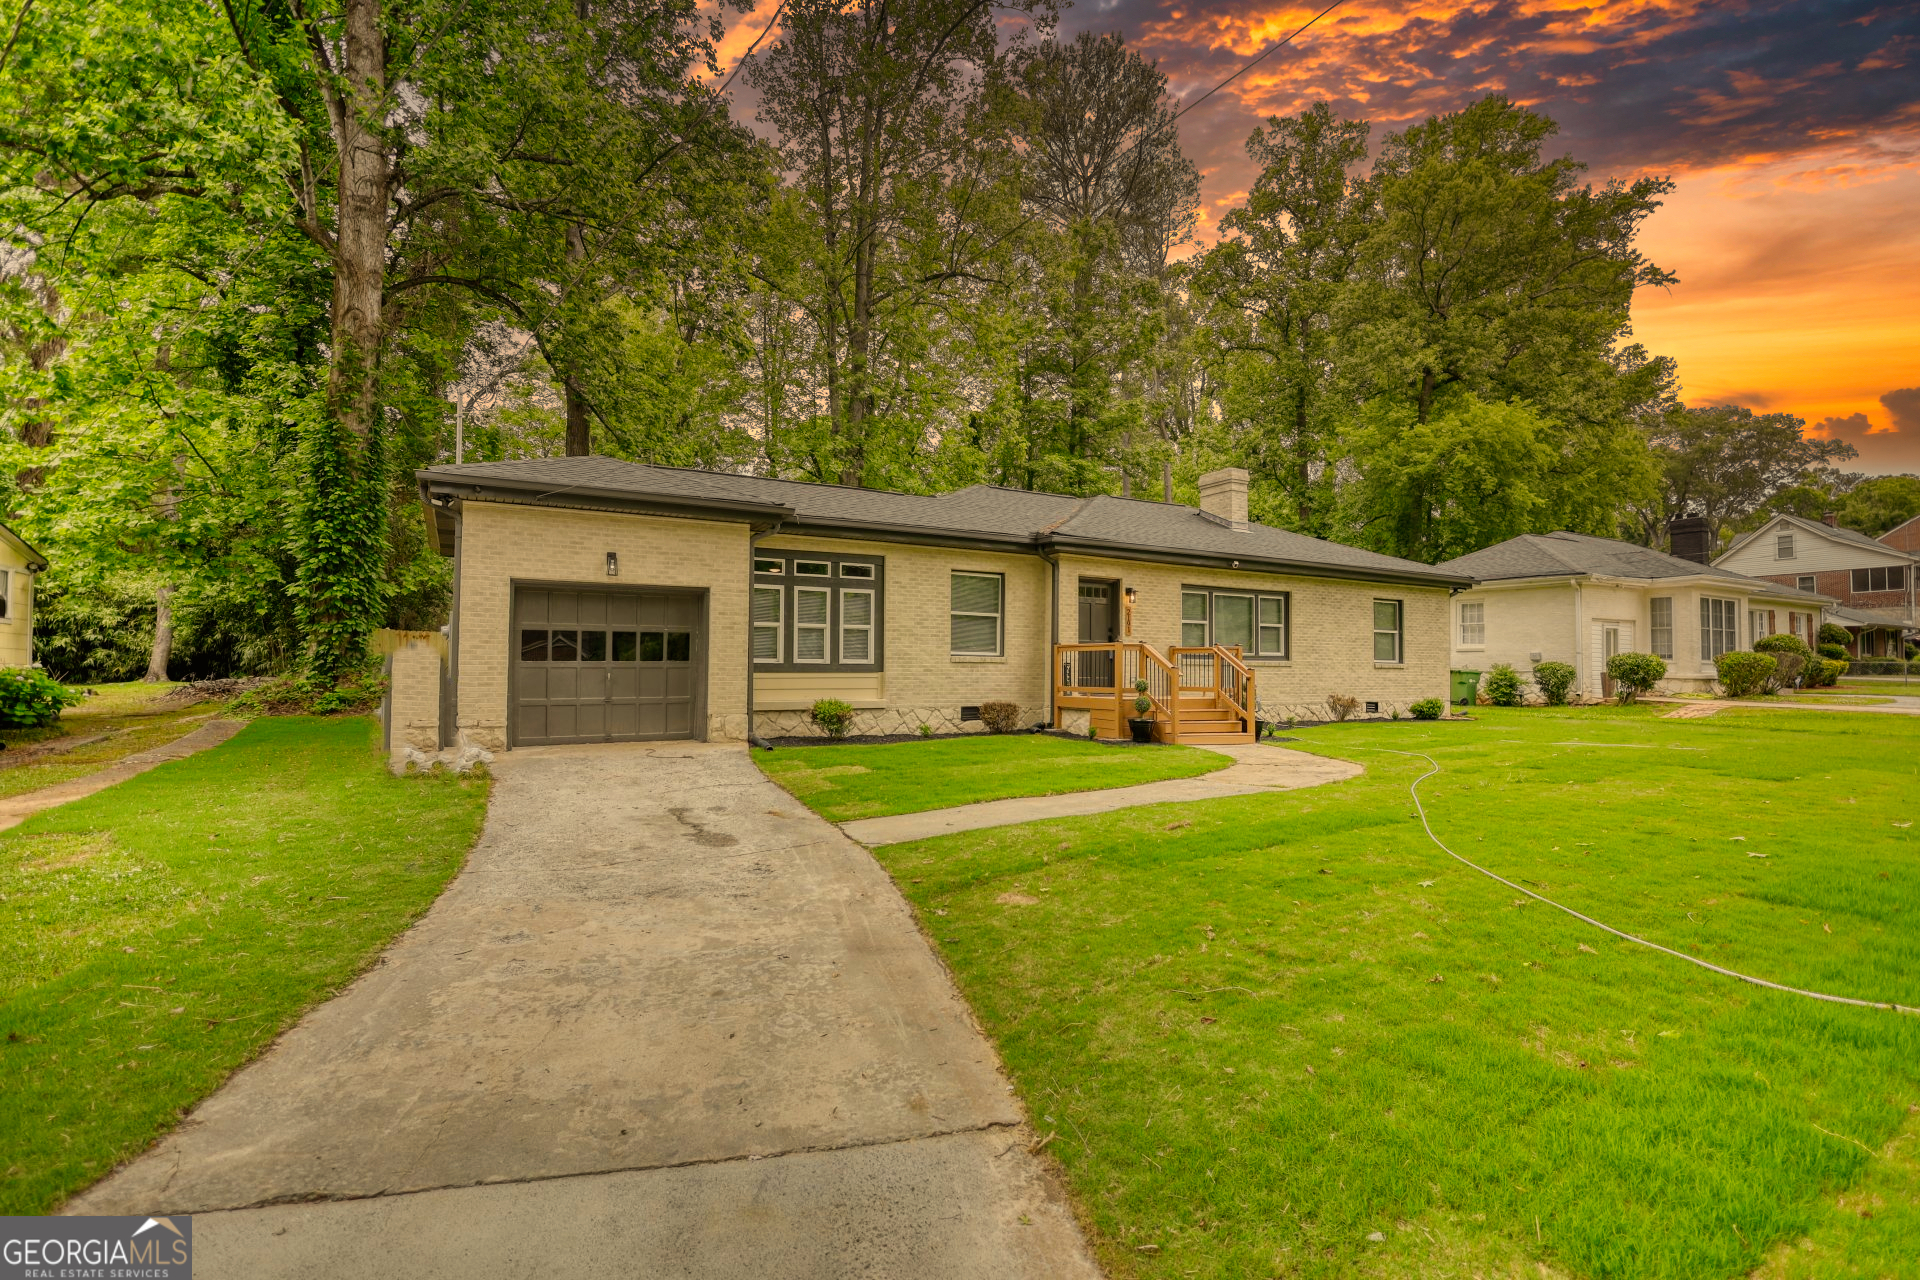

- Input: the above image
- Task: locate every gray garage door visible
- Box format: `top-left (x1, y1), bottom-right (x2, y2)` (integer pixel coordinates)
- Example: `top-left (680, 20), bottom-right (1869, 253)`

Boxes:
top-left (513, 588), bottom-right (702, 745)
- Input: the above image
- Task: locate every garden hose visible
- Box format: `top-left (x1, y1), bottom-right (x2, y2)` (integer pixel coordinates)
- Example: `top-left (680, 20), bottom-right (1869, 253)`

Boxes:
top-left (1346, 745), bottom-right (1920, 1017)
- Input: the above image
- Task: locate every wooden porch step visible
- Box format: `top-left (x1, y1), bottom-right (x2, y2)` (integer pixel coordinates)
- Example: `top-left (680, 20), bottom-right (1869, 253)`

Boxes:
top-left (1175, 731), bottom-right (1254, 745)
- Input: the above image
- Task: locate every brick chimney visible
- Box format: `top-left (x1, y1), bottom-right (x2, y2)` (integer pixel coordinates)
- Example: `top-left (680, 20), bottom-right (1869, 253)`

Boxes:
top-left (1822, 510), bottom-right (1837, 527)
top-left (1197, 467), bottom-right (1250, 531)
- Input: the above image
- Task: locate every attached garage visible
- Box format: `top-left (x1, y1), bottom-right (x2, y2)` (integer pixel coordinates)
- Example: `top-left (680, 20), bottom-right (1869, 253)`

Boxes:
top-left (513, 586), bottom-right (706, 745)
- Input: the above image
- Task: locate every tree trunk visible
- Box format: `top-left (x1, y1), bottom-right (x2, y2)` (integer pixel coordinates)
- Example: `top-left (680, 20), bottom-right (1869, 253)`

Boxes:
top-left (144, 584), bottom-right (174, 683)
top-left (564, 178), bottom-right (592, 456)
top-left (326, 0), bottom-right (391, 442)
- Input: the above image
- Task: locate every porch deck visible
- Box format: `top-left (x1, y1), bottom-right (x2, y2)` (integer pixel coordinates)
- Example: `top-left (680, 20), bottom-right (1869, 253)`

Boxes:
top-left (1054, 642), bottom-right (1256, 745)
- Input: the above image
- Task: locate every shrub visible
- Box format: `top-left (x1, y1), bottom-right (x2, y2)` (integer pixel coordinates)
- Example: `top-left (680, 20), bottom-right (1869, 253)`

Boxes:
top-left (1753, 634), bottom-right (1813, 692)
top-left (917, 723), bottom-right (933, 738)
top-left (1409, 697), bottom-right (1444, 720)
top-left (1714, 651), bottom-right (1776, 699)
top-left (1325, 693), bottom-right (1360, 722)
top-left (1817, 642), bottom-right (1850, 662)
top-left (1484, 663), bottom-right (1526, 707)
top-left (979, 701), bottom-right (1022, 733)
top-left (809, 698), bottom-right (855, 738)
top-left (1532, 661), bottom-right (1577, 706)
top-left (0, 668), bottom-right (83, 728)
top-left (1606, 652), bottom-right (1667, 703)
top-left (1811, 657), bottom-right (1848, 687)
top-left (1818, 622), bottom-right (1852, 648)
top-left (1130, 679), bottom-right (1152, 719)
top-left (1753, 633), bottom-right (1812, 659)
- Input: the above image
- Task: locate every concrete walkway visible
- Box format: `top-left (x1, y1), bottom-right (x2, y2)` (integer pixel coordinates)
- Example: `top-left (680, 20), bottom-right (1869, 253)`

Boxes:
top-left (840, 742), bottom-right (1363, 846)
top-left (0, 718), bottom-right (244, 832)
top-left (68, 742), bottom-right (1098, 1280)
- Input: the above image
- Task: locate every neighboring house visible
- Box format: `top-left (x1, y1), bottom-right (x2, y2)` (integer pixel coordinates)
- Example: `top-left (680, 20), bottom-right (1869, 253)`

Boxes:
top-left (401, 458), bottom-right (1468, 754)
top-left (1714, 513), bottom-right (1917, 657)
top-left (0, 522), bottom-right (47, 669)
top-left (1435, 532), bottom-right (1830, 698)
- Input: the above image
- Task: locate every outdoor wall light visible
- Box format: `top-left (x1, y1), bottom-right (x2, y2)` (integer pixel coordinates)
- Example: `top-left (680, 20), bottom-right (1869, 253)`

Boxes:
top-left (1124, 586), bottom-right (1137, 606)
top-left (606, 551), bottom-right (619, 577)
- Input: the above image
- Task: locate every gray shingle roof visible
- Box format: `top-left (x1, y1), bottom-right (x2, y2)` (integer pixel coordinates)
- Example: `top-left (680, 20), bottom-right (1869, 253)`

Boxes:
top-left (1436, 531), bottom-right (1830, 602)
top-left (418, 457), bottom-right (1465, 584)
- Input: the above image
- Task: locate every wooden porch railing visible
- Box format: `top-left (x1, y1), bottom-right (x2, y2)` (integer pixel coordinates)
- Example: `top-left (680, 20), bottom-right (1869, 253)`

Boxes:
top-left (1056, 642), bottom-right (1254, 742)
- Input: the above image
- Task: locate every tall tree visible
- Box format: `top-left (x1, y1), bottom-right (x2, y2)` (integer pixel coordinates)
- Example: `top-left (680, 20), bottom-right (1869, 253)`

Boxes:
top-left (1192, 103), bottom-right (1371, 533)
top-left (1641, 403), bottom-right (1858, 547)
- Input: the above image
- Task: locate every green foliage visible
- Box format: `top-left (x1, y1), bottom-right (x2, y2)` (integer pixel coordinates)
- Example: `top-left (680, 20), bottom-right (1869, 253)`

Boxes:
top-left (1409, 697), bottom-right (1444, 720)
top-left (1837, 474), bottom-right (1920, 538)
top-left (1715, 651), bottom-right (1776, 699)
top-left (1754, 633), bottom-right (1813, 659)
top-left (1641, 404), bottom-right (1857, 547)
top-left (0, 668), bottom-right (82, 728)
top-left (1606, 652), bottom-right (1667, 702)
top-left (1805, 658), bottom-right (1847, 688)
top-left (1818, 642), bottom-right (1850, 662)
top-left (1532, 660), bottom-right (1577, 705)
top-left (1819, 623), bottom-right (1852, 648)
top-left (1325, 692), bottom-right (1360, 722)
top-left (809, 698), bottom-right (856, 739)
top-left (1484, 662), bottom-right (1527, 706)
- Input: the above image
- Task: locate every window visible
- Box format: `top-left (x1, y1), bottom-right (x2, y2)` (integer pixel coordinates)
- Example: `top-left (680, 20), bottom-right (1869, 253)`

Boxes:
top-left (1180, 591), bottom-right (1209, 647)
top-left (1459, 601), bottom-right (1485, 646)
top-left (1650, 597), bottom-right (1673, 659)
top-left (0, 569), bottom-right (10, 618)
top-left (841, 589), bottom-right (874, 663)
top-left (1775, 533), bottom-right (1794, 559)
top-left (752, 586), bottom-right (783, 661)
top-left (950, 572), bottom-right (1003, 655)
top-left (1851, 566), bottom-right (1908, 593)
top-left (794, 587), bottom-right (831, 662)
top-left (1259, 596), bottom-right (1287, 656)
top-left (1373, 599), bottom-right (1403, 663)
top-left (1213, 593), bottom-right (1254, 652)
top-left (1797, 575), bottom-right (1815, 593)
top-left (1700, 597), bottom-right (1739, 659)
top-left (1178, 588), bottom-right (1289, 657)
top-left (753, 551), bottom-right (884, 670)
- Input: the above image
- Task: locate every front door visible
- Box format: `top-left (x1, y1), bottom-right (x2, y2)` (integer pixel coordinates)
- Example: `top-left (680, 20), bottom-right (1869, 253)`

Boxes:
top-left (1077, 580), bottom-right (1117, 688)
top-left (1601, 625), bottom-right (1621, 696)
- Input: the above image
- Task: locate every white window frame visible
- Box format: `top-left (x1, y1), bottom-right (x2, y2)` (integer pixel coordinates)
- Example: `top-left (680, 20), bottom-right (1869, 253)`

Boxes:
top-left (1750, 609), bottom-right (1770, 644)
top-left (0, 569), bottom-right (10, 620)
top-left (752, 558), bottom-right (784, 575)
top-left (1258, 595), bottom-right (1288, 658)
top-left (1373, 599), bottom-right (1403, 663)
top-left (839, 588), bottom-right (875, 665)
top-left (751, 585), bottom-right (783, 662)
top-left (794, 586), bottom-right (832, 663)
top-left (1459, 600), bottom-right (1485, 647)
top-left (1211, 592), bottom-right (1255, 654)
top-left (1796, 575), bottom-right (1815, 593)
top-left (950, 571), bottom-right (1004, 657)
top-left (1650, 596), bottom-right (1673, 660)
top-left (1775, 533), bottom-right (1794, 560)
top-left (794, 559), bottom-right (832, 577)
top-left (1700, 596), bottom-right (1739, 660)
top-left (839, 563), bottom-right (875, 580)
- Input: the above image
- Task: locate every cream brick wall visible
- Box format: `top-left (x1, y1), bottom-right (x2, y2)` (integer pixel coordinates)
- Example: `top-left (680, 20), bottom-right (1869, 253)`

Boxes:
top-left (380, 630), bottom-right (445, 760)
top-left (0, 547), bottom-right (35, 669)
top-left (1450, 578), bottom-right (1826, 697)
top-left (455, 502), bottom-right (751, 747)
top-left (1054, 554), bottom-right (1451, 721)
top-left (754, 535), bottom-right (1050, 736)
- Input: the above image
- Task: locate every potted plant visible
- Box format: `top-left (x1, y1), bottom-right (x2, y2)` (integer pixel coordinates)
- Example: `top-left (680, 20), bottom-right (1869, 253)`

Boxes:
top-left (1128, 679), bottom-right (1156, 743)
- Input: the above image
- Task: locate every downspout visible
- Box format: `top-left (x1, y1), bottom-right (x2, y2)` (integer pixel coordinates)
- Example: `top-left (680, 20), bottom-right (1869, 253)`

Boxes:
top-left (440, 497), bottom-right (463, 751)
top-left (1041, 547), bottom-right (1060, 728)
top-left (747, 521), bottom-right (783, 749)
top-left (1571, 577), bottom-right (1585, 697)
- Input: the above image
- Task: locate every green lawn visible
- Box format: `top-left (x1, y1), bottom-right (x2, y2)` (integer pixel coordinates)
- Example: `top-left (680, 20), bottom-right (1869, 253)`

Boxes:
top-left (0, 716), bottom-right (488, 1213)
top-left (0, 682), bottom-right (212, 801)
top-left (870, 708), bottom-right (1920, 1279)
top-left (759, 734), bottom-right (1233, 821)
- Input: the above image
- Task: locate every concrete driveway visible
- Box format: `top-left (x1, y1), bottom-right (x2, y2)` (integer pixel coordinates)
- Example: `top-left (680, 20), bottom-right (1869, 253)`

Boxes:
top-left (69, 742), bottom-right (1099, 1279)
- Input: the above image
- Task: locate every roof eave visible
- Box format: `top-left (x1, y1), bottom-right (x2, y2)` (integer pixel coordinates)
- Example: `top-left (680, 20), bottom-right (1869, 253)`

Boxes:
top-left (1043, 534), bottom-right (1471, 588)
top-left (417, 469), bottom-right (795, 527)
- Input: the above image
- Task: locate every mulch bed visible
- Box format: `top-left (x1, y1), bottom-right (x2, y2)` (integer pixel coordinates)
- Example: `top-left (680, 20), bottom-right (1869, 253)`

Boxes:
top-left (759, 729), bottom-right (1170, 748)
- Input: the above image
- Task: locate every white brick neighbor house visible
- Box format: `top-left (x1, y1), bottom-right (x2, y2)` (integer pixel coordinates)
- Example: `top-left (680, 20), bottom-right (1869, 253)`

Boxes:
top-left (1436, 531), bottom-right (1833, 699)
top-left (392, 456), bottom-right (1471, 756)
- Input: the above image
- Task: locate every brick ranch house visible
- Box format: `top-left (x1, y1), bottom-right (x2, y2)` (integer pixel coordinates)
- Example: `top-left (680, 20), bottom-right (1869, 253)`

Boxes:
top-left (386, 457), bottom-right (1470, 758)
top-left (1714, 512), bottom-right (1918, 657)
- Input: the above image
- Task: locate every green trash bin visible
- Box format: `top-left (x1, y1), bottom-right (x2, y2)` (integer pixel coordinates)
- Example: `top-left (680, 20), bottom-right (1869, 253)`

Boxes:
top-left (1450, 669), bottom-right (1481, 707)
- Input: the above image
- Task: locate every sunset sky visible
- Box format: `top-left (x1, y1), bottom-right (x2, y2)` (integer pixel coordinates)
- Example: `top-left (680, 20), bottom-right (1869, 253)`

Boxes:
top-left (715, 0), bottom-right (1920, 473)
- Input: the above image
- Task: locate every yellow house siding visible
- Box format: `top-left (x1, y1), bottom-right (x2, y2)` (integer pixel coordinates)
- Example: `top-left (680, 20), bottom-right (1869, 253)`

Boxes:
top-left (0, 543), bottom-right (36, 668)
top-left (1054, 553), bottom-right (1451, 719)
top-left (754, 535), bottom-right (1049, 733)
top-left (454, 501), bottom-right (751, 747)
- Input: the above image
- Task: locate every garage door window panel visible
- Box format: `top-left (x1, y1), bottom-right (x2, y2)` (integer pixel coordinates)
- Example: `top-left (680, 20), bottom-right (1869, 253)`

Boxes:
top-left (514, 586), bottom-right (704, 746)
